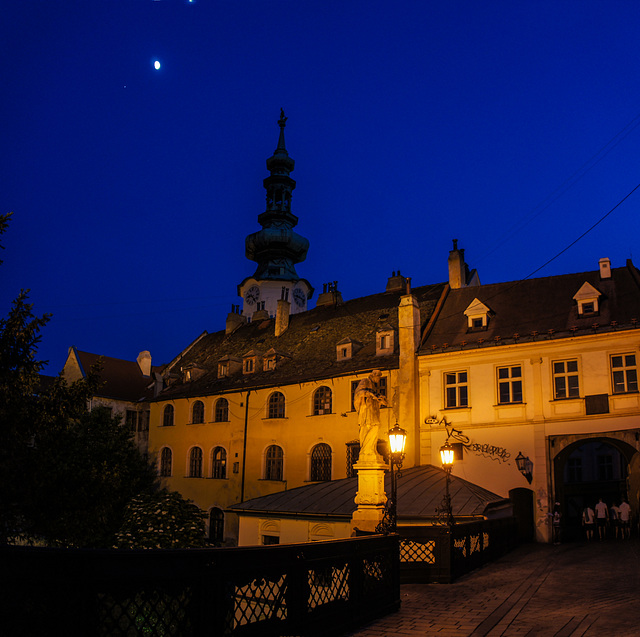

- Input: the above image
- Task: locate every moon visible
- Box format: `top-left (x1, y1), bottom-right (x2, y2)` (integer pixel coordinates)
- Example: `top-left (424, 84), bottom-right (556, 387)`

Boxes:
top-left (153, 60), bottom-right (161, 70)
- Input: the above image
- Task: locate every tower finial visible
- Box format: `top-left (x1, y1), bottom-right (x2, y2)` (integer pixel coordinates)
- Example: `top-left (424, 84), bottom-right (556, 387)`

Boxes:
top-left (276, 108), bottom-right (288, 151)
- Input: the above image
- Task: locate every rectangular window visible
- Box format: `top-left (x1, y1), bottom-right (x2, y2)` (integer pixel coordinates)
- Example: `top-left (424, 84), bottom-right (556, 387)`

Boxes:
top-left (445, 371), bottom-right (468, 408)
top-left (611, 354), bottom-right (638, 393)
top-left (244, 358), bottom-right (254, 373)
top-left (597, 455), bottom-right (613, 481)
top-left (553, 360), bottom-right (579, 399)
top-left (567, 458), bottom-right (582, 482)
top-left (497, 365), bottom-right (523, 404)
top-left (125, 410), bottom-right (137, 433)
top-left (346, 442), bottom-right (360, 478)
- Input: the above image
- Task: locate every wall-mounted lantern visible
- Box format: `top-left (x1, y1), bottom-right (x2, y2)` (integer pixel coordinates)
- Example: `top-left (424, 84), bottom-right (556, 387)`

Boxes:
top-left (515, 451), bottom-right (533, 484)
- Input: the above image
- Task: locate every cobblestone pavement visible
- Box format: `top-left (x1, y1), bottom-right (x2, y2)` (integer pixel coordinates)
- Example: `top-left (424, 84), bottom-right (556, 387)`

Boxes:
top-left (346, 539), bottom-right (640, 636)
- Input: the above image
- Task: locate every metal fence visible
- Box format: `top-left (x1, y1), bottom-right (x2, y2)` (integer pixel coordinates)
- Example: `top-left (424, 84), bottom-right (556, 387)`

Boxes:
top-left (1, 535), bottom-right (399, 637)
top-left (399, 517), bottom-right (519, 583)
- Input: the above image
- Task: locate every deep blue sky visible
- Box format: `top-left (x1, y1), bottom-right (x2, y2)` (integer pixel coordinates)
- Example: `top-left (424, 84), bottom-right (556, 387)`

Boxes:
top-left (3, 0), bottom-right (640, 374)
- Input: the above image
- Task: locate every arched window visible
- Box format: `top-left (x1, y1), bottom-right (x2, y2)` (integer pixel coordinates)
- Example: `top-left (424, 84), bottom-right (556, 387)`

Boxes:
top-left (268, 392), bottom-right (285, 419)
top-left (192, 400), bottom-right (205, 424)
top-left (209, 507), bottom-right (224, 545)
top-left (214, 398), bottom-right (229, 422)
top-left (311, 443), bottom-right (332, 481)
top-left (265, 445), bottom-right (283, 481)
top-left (313, 386), bottom-right (332, 415)
top-left (160, 447), bottom-right (172, 477)
top-left (189, 447), bottom-right (203, 478)
top-left (163, 404), bottom-right (174, 427)
top-left (212, 446), bottom-right (227, 479)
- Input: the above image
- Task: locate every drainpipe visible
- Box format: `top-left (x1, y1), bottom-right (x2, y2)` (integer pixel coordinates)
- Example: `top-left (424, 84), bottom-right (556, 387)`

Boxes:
top-left (240, 391), bottom-right (250, 503)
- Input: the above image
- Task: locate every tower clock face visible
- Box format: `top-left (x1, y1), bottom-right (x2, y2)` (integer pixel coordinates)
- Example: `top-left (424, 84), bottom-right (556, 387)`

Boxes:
top-left (244, 285), bottom-right (260, 306)
top-left (293, 288), bottom-right (306, 307)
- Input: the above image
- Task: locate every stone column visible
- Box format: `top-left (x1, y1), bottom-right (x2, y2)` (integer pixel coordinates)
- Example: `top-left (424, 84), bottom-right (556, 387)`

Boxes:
top-left (351, 458), bottom-right (388, 533)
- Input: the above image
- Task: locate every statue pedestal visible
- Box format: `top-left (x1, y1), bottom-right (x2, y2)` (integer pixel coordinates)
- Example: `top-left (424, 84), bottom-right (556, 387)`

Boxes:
top-left (351, 459), bottom-right (388, 534)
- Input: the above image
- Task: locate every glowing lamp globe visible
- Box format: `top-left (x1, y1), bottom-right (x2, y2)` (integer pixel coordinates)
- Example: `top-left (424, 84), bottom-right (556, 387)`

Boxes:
top-left (440, 442), bottom-right (455, 467)
top-left (388, 424), bottom-right (407, 455)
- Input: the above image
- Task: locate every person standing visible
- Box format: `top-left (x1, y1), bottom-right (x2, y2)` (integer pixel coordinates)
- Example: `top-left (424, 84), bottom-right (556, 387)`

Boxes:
top-left (582, 505), bottom-right (595, 541)
top-left (551, 502), bottom-right (562, 545)
top-left (594, 498), bottom-right (608, 540)
top-left (618, 498), bottom-right (631, 540)
top-left (610, 502), bottom-right (620, 539)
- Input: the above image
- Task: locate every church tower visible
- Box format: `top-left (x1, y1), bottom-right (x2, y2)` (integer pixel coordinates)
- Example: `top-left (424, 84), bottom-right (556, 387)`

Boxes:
top-left (238, 111), bottom-right (314, 319)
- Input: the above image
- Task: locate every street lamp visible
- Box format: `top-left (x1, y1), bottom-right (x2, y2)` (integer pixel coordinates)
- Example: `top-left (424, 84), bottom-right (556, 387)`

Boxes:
top-left (436, 442), bottom-right (455, 530)
top-left (515, 451), bottom-right (534, 484)
top-left (376, 423), bottom-right (407, 534)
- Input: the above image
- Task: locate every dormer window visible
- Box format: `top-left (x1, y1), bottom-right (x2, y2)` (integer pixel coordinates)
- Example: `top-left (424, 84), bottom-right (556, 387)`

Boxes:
top-left (217, 355), bottom-right (241, 378)
top-left (242, 350), bottom-right (261, 375)
top-left (182, 364), bottom-right (205, 382)
top-left (336, 337), bottom-right (362, 361)
top-left (464, 298), bottom-right (492, 331)
top-left (376, 328), bottom-right (394, 356)
top-left (573, 282), bottom-right (601, 317)
top-left (262, 348), bottom-right (288, 372)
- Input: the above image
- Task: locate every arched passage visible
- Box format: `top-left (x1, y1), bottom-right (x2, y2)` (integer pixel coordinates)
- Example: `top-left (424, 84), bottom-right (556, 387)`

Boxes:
top-left (553, 436), bottom-right (637, 541)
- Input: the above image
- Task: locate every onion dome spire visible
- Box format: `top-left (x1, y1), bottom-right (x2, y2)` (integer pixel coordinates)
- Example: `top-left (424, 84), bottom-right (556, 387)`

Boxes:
top-left (245, 110), bottom-right (309, 281)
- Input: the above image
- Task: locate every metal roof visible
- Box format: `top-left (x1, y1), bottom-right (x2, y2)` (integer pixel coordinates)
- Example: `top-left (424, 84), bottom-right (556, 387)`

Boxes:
top-left (228, 465), bottom-right (507, 520)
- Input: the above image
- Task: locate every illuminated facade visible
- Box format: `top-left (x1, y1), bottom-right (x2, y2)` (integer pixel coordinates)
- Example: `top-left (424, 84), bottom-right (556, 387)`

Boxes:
top-left (146, 118), bottom-right (640, 545)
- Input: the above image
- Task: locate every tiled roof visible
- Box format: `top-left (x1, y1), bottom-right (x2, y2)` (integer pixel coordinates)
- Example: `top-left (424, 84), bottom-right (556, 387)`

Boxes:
top-left (74, 350), bottom-right (155, 402)
top-left (228, 465), bottom-right (507, 519)
top-left (157, 282), bottom-right (446, 400)
top-left (420, 261), bottom-right (640, 354)
top-left (36, 374), bottom-right (57, 394)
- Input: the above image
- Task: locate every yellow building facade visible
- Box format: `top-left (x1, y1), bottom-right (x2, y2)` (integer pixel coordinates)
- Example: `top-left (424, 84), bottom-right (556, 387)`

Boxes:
top-left (146, 117), bottom-right (640, 546)
top-left (419, 254), bottom-right (640, 542)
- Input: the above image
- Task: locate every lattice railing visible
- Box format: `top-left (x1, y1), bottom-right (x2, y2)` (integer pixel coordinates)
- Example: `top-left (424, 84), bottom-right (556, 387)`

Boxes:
top-left (97, 588), bottom-right (193, 636)
top-left (231, 575), bottom-right (288, 629)
top-left (2, 535), bottom-right (400, 636)
top-left (308, 563), bottom-right (350, 608)
top-left (399, 539), bottom-right (436, 564)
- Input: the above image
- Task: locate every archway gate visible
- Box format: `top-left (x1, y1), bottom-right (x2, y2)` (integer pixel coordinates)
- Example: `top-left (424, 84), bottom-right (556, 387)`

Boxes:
top-left (550, 429), bottom-right (639, 541)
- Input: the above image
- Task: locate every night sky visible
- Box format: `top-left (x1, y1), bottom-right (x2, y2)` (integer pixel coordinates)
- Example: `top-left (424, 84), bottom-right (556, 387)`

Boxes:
top-left (3, 1), bottom-right (640, 374)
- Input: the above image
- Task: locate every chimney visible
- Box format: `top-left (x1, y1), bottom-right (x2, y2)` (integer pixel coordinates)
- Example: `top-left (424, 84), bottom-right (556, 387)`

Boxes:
top-left (226, 304), bottom-right (246, 335)
top-left (386, 270), bottom-right (406, 292)
top-left (448, 239), bottom-right (467, 289)
top-left (316, 281), bottom-right (343, 307)
top-left (137, 351), bottom-right (152, 376)
top-left (252, 301), bottom-right (270, 321)
top-left (599, 258), bottom-right (611, 279)
top-left (275, 298), bottom-right (291, 336)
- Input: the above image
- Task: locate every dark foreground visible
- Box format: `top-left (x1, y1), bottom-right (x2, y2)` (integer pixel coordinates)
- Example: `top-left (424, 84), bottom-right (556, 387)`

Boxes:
top-left (346, 539), bottom-right (640, 636)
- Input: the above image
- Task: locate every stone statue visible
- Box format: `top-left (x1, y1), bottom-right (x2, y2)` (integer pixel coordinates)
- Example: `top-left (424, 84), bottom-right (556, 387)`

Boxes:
top-left (354, 370), bottom-right (387, 462)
